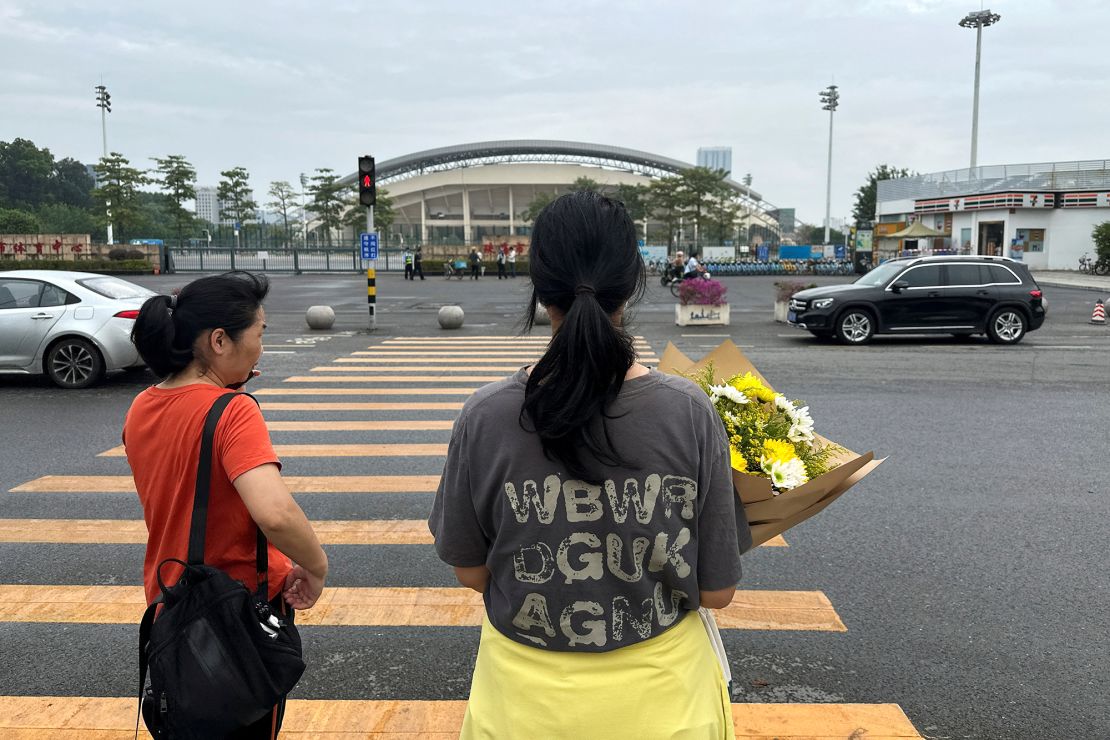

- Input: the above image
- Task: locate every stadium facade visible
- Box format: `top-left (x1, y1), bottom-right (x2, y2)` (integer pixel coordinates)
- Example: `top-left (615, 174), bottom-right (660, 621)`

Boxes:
top-left (336, 140), bottom-right (782, 247)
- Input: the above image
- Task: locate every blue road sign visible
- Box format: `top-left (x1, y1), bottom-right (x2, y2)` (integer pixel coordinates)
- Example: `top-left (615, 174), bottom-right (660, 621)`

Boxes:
top-left (360, 232), bottom-right (379, 260)
top-left (835, 243), bottom-right (846, 260)
top-left (756, 244), bottom-right (770, 261)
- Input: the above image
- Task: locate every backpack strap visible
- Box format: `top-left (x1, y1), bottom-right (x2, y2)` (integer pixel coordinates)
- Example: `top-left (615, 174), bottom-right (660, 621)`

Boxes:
top-left (136, 595), bottom-right (163, 739)
top-left (186, 392), bottom-right (241, 565)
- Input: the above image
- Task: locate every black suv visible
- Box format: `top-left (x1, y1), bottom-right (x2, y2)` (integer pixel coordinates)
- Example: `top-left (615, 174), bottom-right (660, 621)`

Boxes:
top-left (788, 256), bottom-right (1046, 345)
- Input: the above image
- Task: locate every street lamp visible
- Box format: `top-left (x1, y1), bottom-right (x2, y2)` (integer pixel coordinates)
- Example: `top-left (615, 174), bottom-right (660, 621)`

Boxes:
top-left (959, 9), bottom-right (1001, 169)
top-left (819, 84), bottom-right (839, 246)
top-left (94, 84), bottom-right (114, 245)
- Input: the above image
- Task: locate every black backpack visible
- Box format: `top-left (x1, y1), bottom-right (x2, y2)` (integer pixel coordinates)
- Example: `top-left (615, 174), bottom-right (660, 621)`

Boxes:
top-left (137, 392), bottom-right (305, 738)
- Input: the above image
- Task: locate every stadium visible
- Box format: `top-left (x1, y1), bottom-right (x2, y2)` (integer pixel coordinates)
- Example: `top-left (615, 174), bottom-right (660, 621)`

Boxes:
top-left (335, 140), bottom-right (784, 252)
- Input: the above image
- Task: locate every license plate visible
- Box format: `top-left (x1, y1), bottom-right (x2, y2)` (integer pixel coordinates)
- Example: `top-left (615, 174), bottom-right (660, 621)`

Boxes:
top-left (787, 311), bottom-right (797, 323)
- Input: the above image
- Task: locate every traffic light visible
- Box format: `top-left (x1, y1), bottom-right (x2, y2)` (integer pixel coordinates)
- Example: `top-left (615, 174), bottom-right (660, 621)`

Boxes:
top-left (358, 155), bottom-right (376, 207)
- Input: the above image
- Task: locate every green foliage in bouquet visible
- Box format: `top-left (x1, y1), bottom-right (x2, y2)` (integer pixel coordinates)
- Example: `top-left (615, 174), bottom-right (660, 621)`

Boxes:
top-left (689, 363), bottom-right (840, 491)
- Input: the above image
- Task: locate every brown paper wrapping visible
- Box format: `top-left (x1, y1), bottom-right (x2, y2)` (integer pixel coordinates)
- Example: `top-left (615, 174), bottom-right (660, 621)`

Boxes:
top-left (659, 339), bottom-right (884, 548)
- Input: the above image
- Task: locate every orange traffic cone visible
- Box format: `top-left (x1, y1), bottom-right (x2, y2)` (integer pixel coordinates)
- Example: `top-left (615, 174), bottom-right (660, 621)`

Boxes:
top-left (1091, 299), bottom-right (1106, 325)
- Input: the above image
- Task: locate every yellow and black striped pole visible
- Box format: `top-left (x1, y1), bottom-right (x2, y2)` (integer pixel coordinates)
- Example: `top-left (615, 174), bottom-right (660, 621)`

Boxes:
top-left (367, 264), bottom-right (376, 329)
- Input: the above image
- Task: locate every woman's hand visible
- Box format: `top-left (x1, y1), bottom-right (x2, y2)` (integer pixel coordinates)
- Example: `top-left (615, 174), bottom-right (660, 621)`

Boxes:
top-left (283, 564), bottom-right (326, 609)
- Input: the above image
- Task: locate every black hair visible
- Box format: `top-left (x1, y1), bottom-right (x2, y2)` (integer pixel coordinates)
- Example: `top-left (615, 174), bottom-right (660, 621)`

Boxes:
top-left (521, 190), bottom-right (647, 481)
top-left (131, 271), bottom-right (270, 378)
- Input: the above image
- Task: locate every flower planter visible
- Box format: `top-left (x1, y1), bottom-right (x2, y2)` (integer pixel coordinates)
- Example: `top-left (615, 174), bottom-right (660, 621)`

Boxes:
top-left (675, 303), bottom-right (730, 326)
top-left (774, 300), bottom-right (789, 323)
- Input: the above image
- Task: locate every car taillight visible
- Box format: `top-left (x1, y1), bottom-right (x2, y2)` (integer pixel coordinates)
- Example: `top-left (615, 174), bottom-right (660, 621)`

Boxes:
top-left (114, 309), bottom-right (141, 320)
top-left (1029, 290), bottom-right (1043, 299)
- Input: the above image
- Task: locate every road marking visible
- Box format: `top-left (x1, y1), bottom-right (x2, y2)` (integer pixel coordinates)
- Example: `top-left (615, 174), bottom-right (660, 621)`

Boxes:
top-left (251, 387), bottom-right (478, 396)
top-left (283, 375), bottom-right (506, 383)
top-left (0, 697), bottom-right (922, 737)
top-left (260, 401), bottom-right (464, 411)
top-left (0, 586), bottom-right (844, 630)
top-left (99, 443), bottom-right (449, 458)
top-left (330, 358), bottom-right (657, 366)
top-left (266, 420), bottom-right (456, 431)
top-left (392, 335), bottom-right (648, 340)
top-left (351, 350), bottom-right (657, 358)
top-left (0, 521), bottom-right (786, 548)
top-left (681, 333), bottom-right (732, 337)
top-left (260, 350), bottom-right (297, 354)
top-left (11, 475), bottom-right (440, 494)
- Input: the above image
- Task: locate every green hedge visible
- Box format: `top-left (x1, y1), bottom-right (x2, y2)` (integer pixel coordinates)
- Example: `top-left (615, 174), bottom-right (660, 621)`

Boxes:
top-left (0, 259), bottom-right (153, 274)
top-left (419, 260), bottom-right (529, 274)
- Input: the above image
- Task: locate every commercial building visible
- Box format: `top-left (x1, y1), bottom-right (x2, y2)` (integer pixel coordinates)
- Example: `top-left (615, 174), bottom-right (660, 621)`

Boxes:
top-left (696, 146), bottom-right (732, 176)
top-left (876, 159), bottom-right (1110, 269)
top-left (194, 186), bottom-right (255, 225)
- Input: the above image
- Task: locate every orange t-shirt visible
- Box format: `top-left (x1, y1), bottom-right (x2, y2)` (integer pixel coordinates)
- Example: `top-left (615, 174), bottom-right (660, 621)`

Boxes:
top-left (123, 384), bottom-right (292, 605)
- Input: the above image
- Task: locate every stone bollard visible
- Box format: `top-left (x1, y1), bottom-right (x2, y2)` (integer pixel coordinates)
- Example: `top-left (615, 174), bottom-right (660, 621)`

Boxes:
top-left (533, 303), bottom-right (551, 326)
top-left (305, 305), bottom-right (335, 330)
top-left (438, 305), bottom-right (465, 330)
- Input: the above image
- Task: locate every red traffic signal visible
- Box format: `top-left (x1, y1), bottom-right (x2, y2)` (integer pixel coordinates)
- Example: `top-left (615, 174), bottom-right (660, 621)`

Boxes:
top-left (358, 155), bottom-right (376, 207)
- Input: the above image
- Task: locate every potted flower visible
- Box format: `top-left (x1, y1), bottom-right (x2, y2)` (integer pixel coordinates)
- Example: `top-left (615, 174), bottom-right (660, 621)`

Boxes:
top-left (675, 278), bottom-right (730, 326)
top-left (773, 281), bottom-right (817, 323)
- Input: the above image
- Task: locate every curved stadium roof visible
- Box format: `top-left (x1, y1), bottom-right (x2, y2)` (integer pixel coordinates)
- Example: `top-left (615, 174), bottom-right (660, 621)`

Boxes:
top-left (338, 139), bottom-right (764, 203)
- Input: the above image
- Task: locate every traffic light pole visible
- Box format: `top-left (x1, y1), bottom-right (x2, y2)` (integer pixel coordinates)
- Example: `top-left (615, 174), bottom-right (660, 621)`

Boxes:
top-left (366, 205), bottom-right (376, 331)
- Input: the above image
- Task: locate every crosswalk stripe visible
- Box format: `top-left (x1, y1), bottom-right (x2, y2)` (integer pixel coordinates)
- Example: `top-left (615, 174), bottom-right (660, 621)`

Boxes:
top-left (266, 420), bottom-right (456, 431)
top-left (388, 335), bottom-right (649, 340)
top-left (251, 387), bottom-right (478, 396)
top-left (0, 586), bottom-right (845, 630)
top-left (260, 402), bottom-right (464, 410)
top-left (0, 520), bottom-right (786, 548)
top-left (11, 475), bottom-right (440, 494)
top-left (0, 697), bottom-right (923, 738)
top-left (350, 351), bottom-right (657, 358)
top-left (99, 443), bottom-right (449, 458)
top-left (283, 375), bottom-right (505, 383)
top-left (333, 357), bottom-right (549, 364)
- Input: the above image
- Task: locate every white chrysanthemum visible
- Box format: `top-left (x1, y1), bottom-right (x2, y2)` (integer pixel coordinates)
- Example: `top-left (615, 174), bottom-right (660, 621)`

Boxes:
top-left (787, 405), bottom-right (815, 442)
top-left (768, 458), bottom-right (809, 490)
top-left (774, 395), bottom-right (795, 412)
top-left (716, 385), bottom-right (749, 405)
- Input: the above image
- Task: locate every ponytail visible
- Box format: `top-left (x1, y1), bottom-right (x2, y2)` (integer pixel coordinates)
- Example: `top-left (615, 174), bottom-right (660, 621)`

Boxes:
top-left (131, 271), bottom-right (269, 379)
top-left (521, 191), bottom-right (646, 481)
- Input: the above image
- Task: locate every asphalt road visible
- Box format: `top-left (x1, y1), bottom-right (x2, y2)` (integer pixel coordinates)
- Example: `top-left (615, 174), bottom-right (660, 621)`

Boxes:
top-left (0, 271), bottom-right (1107, 739)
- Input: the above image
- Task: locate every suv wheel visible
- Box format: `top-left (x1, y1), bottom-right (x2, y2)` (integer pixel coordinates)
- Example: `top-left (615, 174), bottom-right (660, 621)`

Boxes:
top-left (45, 337), bottom-right (104, 389)
top-left (836, 309), bottom-right (874, 345)
top-left (987, 309), bottom-right (1027, 345)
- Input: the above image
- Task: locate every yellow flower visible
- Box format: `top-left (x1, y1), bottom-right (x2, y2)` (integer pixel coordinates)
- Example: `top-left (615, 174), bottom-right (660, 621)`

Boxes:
top-left (730, 372), bottom-right (777, 403)
top-left (762, 439), bottom-right (797, 464)
top-left (729, 446), bottom-right (748, 472)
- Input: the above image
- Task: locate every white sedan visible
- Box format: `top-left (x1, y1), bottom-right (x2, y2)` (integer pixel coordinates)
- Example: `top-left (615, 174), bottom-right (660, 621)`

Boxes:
top-left (0, 270), bottom-right (156, 388)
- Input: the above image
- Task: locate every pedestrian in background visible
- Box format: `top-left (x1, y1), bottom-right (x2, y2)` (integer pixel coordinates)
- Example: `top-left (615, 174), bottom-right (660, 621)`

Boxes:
top-left (430, 192), bottom-right (748, 739)
top-left (508, 245), bottom-right (517, 277)
top-left (497, 247), bottom-right (507, 279)
top-left (469, 248), bottom-right (482, 280)
top-left (403, 248), bottom-right (414, 280)
top-left (413, 247), bottom-right (425, 280)
top-left (125, 271), bottom-right (328, 738)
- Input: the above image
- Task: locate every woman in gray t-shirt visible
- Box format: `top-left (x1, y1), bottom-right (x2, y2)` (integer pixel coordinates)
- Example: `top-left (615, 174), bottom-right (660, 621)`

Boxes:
top-left (429, 191), bottom-right (750, 739)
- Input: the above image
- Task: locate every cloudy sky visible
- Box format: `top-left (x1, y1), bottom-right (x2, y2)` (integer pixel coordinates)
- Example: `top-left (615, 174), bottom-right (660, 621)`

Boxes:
top-left (2, 0), bottom-right (1107, 224)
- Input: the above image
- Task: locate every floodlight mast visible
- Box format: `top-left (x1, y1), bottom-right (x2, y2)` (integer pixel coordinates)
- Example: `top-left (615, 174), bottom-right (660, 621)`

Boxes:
top-left (95, 85), bottom-right (114, 244)
top-left (819, 84), bottom-right (839, 246)
top-left (960, 9), bottom-right (1001, 169)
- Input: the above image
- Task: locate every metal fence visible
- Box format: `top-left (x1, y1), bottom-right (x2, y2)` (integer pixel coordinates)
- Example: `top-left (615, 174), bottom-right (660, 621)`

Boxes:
top-left (878, 159), bottom-right (1110, 202)
top-left (165, 248), bottom-right (407, 273)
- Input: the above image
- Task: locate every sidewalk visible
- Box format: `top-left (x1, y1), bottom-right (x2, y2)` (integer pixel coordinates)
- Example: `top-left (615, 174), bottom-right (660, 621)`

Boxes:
top-left (1032, 270), bottom-right (1110, 293)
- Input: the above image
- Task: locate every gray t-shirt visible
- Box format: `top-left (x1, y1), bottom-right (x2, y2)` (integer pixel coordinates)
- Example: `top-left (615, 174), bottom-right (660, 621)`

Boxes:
top-left (428, 367), bottom-right (749, 653)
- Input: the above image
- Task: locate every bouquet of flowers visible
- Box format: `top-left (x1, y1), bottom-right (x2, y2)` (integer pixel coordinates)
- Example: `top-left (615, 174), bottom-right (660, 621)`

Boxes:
top-left (660, 340), bottom-right (883, 547)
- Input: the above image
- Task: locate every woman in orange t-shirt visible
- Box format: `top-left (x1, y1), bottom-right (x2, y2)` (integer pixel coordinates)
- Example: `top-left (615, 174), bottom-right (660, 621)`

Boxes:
top-left (124, 271), bottom-right (327, 739)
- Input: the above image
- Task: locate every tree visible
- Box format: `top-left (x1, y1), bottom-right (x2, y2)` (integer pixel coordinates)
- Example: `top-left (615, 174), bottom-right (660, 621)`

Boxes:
top-left (1092, 222), bottom-right (1110, 262)
top-left (343, 188), bottom-right (395, 234)
top-left (571, 176), bottom-right (602, 193)
top-left (703, 194), bottom-right (741, 245)
top-left (94, 152), bottom-right (149, 242)
top-left (520, 191), bottom-right (556, 225)
top-left (36, 204), bottom-right (99, 236)
top-left (52, 157), bottom-right (95, 209)
top-left (678, 167), bottom-right (732, 247)
top-left (614, 183), bottom-right (651, 224)
top-left (0, 138), bottom-right (54, 210)
top-left (647, 176), bottom-right (685, 247)
top-left (799, 223), bottom-right (845, 245)
top-left (267, 180), bottom-right (297, 246)
top-left (151, 155), bottom-right (197, 247)
top-left (852, 165), bottom-right (912, 226)
top-left (217, 166), bottom-right (258, 231)
top-left (0, 208), bottom-right (41, 233)
top-left (305, 168), bottom-right (346, 246)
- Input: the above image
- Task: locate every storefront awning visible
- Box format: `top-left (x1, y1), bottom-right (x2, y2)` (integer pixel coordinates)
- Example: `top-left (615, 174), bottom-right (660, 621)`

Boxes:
top-left (878, 221), bottom-right (946, 239)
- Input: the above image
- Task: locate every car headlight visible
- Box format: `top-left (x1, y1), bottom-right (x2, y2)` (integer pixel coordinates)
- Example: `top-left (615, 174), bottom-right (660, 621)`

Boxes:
top-left (812, 298), bottom-right (835, 309)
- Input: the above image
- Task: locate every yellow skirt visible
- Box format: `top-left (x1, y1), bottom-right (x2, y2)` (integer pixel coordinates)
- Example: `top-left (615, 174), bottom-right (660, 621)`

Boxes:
top-left (461, 610), bottom-right (734, 740)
